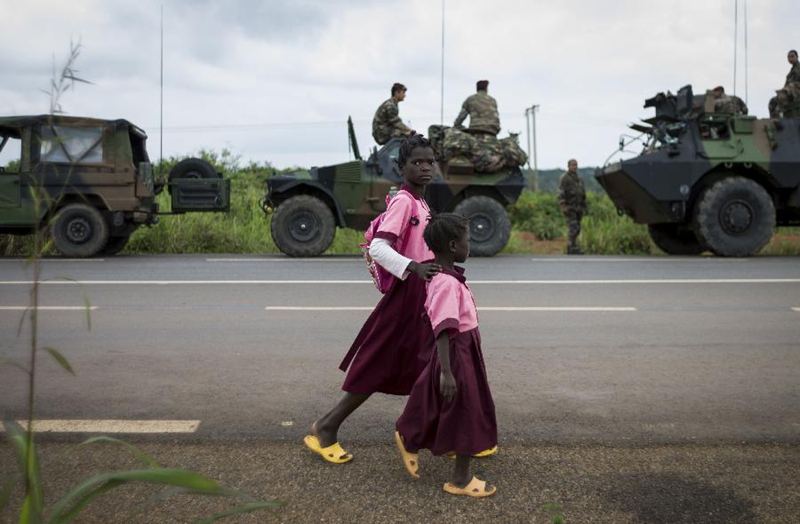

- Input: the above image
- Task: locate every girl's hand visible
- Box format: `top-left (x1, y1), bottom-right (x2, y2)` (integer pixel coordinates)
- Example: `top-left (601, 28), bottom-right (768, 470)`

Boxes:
top-left (440, 370), bottom-right (457, 401)
top-left (409, 262), bottom-right (442, 281)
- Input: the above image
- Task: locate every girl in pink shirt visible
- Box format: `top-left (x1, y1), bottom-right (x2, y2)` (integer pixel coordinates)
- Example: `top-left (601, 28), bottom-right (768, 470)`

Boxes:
top-left (395, 213), bottom-right (498, 498)
top-left (304, 134), bottom-right (442, 464)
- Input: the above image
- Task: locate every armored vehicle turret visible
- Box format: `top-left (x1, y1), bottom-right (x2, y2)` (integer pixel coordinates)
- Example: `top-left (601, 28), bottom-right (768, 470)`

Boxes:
top-left (597, 86), bottom-right (800, 256)
top-left (262, 118), bottom-right (525, 257)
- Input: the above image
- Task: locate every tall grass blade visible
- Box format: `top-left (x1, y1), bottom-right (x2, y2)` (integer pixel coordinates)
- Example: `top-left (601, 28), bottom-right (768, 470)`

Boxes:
top-left (79, 436), bottom-right (161, 468)
top-left (0, 358), bottom-right (29, 375)
top-left (196, 501), bottom-right (284, 524)
top-left (41, 347), bottom-right (75, 376)
top-left (3, 421), bottom-right (43, 522)
top-left (0, 477), bottom-right (16, 513)
top-left (47, 469), bottom-right (224, 524)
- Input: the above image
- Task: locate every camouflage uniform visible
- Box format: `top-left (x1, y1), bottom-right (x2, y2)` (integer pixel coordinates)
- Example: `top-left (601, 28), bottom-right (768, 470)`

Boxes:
top-left (714, 94), bottom-right (748, 115)
top-left (558, 170), bottom-right (587, 254)
top-left (453, 91), bottom-right (501, 136)
top-left (769, 63), bottom-right (800, 118)
top-left (372, 98), bottom-right (412, 145)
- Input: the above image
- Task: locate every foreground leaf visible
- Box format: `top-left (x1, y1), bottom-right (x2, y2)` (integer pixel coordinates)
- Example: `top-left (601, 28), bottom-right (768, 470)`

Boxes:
top-left (47, 469), bottom-right (224, 524)
top-left (0, 357), bottom-right (29, 375)
top-left (196, 501), bottom-right (283, 524)
top-left (79, 436), bottom-right (161, 469)
top-left (0, 477), bottom-right (16, 513)
top-left (3, 420), bottom-right (44, 522)
top-left (41, 347), bottom-right (75, 376)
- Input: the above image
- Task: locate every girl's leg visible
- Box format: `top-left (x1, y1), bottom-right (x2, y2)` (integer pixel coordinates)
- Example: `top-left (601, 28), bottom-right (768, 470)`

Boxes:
top-left (452, 455), bottom-right (472, 488)
top-left (315, 392), bottom-right (371, 447)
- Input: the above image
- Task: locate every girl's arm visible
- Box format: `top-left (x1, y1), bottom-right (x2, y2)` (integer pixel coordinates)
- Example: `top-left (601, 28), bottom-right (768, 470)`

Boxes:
top-left (437, 331), bottom-right (457, 401)
top-left (369, 239), bottom-right (441, 280)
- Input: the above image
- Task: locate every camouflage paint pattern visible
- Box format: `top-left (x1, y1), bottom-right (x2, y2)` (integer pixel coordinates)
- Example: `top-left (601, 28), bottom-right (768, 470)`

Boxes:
top-left (0, 115), bottom-right (228, 236)
top-left (453, 91), bottom-right (501, 135)
top-left (596, 86), bottom-right (800, 227)
top-left (372, 98), bottom-right (412, 145)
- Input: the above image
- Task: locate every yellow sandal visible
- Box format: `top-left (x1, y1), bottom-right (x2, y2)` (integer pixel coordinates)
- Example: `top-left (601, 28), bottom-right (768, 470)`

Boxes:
top-left (443, 476), bottom-right (497, 498)
top-left (303, 435), bottom-right (353, 464)
top-left (303, 422), bottom-right (353, 464)
top-left (446, 445), bottom-right (499, 459)
top-left (394, 431), bottom-right (420, 478)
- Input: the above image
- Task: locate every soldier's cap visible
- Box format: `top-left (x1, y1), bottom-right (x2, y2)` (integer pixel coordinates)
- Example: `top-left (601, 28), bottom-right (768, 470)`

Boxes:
top-left (476, 80), bottom-right (489, 91)
top-left (712, 86), bottom-right (725, 94)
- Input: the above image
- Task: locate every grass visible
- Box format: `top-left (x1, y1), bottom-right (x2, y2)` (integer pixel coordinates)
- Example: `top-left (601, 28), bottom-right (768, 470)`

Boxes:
top-left (1, 161), bottom-right (799, 257)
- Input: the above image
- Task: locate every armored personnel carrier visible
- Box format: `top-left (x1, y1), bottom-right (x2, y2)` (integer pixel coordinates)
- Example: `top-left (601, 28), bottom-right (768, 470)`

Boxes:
top-left (597, 86), bottom-right (800, 256)
top-left (0, 115), bottom-right (230, 257)
top-left (262, 119), bottom-right (525, 257)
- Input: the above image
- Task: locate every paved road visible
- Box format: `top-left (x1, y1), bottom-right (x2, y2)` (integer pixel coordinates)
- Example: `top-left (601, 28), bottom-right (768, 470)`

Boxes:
top-left (2, 254), bottom-right (799, 444)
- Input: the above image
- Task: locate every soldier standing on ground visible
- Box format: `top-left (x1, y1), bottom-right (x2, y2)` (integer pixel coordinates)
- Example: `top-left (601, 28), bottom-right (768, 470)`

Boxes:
top-left (558, 159), bottom-right (587, 255)
top-left (453, 80), bottom-right (501, 137)
top-left (711, 86), bottom-right (748, 115)
top-left (769, 50), bottom-right (800, 118)
top-left (372, 83), bottom-right (413, 145)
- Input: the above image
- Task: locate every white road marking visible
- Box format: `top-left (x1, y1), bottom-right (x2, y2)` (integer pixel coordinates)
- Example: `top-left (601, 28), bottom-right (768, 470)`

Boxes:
top-left (0, 278), bottom-right (798, 285)
top-left (0, 259), bottom-right (105, 262)
top-left (206, 258), bottom-right (360, 263)
top-left (266, 306), bottom-right (636, 312)
top-left (792, 307), bottom-right (800, 312)
top-left (266, 306), bottom-right (372, 311)
top-left (530, 257), bottom-right (748, 263)
top-left (0, 306), bottom-right (98, 311)
top-left (1, 419), bottom-right (200, 433)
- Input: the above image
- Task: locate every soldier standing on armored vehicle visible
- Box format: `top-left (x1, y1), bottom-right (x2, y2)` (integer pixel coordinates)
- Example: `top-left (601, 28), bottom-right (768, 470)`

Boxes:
top-left (453, 80), bottom-right (501, 137)
top-left (768, 49), bottom-right (800, 118)
top-left (372, 83), bottom-right (414, 145)
top-left (558, 159), bottom-right (587, 255)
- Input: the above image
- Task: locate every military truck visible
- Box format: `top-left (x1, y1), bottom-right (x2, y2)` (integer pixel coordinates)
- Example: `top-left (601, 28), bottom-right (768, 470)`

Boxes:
top-left (262, 119), bottom-right (525, 257)
top-left (0, 115), bottom-right (230, 257)
top-left (596, 86), bottom-right (800, 256)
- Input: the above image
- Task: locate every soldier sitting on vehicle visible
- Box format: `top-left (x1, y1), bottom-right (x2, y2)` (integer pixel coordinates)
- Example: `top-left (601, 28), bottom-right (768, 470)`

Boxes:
top-left (769, 50), bottom-right (800, 118)
top-left (372, 83), bottom-right (414, 146)
top-left (453, 80), bottom-right (501, 137)
top-left (558, 159), bottom-right (588, 255)
top-left (710, 86), bottom-right (748, 115)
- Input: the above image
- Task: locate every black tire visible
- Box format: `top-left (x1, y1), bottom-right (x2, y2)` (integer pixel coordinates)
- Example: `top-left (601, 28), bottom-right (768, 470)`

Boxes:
top-left (648, 223), bottom-right (707, 255)
top-left (51, 203), bottom-right (110, 258)
top-left (100, 235), bottom-right (131, 256)
top-left (169, 158), bottom-right (219, 180)
top-left (270, 195), bottom-right (336, 257)
top-left (694, 177), bottom-right (775, 257)
top-left (453, 195), bottom-right (511, 257)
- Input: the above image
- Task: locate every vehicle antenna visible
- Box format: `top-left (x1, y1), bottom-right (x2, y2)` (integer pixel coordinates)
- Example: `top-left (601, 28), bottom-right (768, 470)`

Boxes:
top-left (744, 0), bottom-right (748, 105)
top-left (159, 3), bottom-right (164, 173)
top-left (733, 0), bottom-right (738, 98)
top-left (440, 0), bottom-right (445, 127)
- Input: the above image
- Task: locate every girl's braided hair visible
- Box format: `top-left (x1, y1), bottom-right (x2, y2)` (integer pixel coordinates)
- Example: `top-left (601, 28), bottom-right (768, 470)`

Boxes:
top-left (423, 213), bottom-right (469, 254)
top-left (397, 133), bottom-right (431, 168)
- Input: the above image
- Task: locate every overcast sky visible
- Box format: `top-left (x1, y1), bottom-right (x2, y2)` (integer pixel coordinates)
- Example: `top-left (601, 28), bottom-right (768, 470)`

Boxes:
top-left (1, 0), bottom-right (797, 170)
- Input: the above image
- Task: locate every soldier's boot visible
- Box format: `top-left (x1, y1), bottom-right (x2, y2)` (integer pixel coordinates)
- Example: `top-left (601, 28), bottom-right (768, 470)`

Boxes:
top-left (567, 244), bottom-right (584, 255)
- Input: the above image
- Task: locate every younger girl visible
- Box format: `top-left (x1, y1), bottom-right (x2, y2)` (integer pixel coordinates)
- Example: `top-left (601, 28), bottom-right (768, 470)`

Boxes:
top-left (395, 213), bottom-right (498, 498)
top-left (304, 134), bottom-right (442, 463)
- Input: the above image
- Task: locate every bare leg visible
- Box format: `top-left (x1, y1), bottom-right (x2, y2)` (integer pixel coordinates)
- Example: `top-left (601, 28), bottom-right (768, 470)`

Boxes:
top-left (452, 455), bottom-right (472, 487)
top-left (314, 392), bottom-right (371, 448)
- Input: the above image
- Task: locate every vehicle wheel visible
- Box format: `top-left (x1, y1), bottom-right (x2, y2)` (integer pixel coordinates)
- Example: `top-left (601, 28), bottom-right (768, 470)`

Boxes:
top-left (270, 195), bottom-right (336, 257)
top-left (694, 177), bottom-right (775, 257)
top-left (51, 203), bottom-right (110, 258)
top-left (100, 235), bottom-right (131, 256)
top-left (453, 195), bottom-right (511, 257)
top-left (647, 223), bottom-right (707, 255)
top-left (169, 158), bottom-right (219, 180)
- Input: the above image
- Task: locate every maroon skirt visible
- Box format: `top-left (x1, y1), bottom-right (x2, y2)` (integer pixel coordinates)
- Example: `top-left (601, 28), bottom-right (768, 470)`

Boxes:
top-left (339, 274), bottom-right (434, 395)
top-left (395, 328), bottom-right (497, 456)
